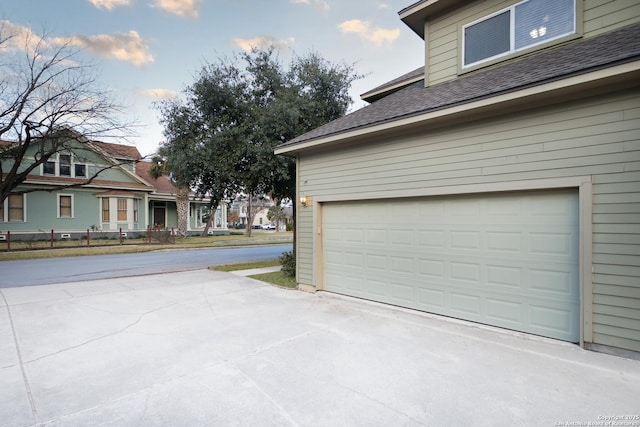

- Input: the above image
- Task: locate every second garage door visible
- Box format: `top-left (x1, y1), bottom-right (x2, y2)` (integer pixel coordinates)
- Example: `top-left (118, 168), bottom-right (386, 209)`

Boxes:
top-left (322, 190), bottom-right (580, 342)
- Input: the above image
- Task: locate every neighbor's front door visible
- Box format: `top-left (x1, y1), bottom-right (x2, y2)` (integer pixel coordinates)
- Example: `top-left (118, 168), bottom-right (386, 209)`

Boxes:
top-left (154, 206), bottom-right (166, 228)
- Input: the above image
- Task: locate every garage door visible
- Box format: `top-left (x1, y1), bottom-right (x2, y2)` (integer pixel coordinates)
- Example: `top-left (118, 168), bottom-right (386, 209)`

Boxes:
top-left (322, 190), bottom-right (580, 342)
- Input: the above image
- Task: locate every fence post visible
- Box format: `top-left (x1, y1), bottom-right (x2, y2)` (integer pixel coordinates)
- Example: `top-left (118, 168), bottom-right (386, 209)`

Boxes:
top-left (172, 228), bottom-right (175, 244)
top-left (119, 228), bottom-right (123, 245)
top-left (51, 229), bottom-right (54, 249)
top-left (147, 226), bottom-right (151, 244)
top-left (87, 229), bottom-right (90, 247)
top-left (6, 230), bottom-right (10, 252)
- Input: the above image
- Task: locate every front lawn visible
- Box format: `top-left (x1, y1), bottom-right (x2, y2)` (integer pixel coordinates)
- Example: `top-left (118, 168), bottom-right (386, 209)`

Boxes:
top-left (248, 271), bottom-right (296, 289)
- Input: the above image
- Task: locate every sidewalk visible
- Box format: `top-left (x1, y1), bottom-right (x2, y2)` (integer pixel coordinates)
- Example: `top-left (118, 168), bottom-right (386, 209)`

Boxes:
top-left (230, 266), bottom-right (282, 276)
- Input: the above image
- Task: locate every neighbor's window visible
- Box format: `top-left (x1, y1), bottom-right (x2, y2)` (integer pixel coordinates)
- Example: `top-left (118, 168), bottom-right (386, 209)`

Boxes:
top-left (102, 198), bottom-right (110, 222)
top-left (8, 193), bottom-right (25, 222)
top-left (133, 199), bottom-right (139, 222)
top-left (43, 161), bottom-right (56, 175)
top-left (117, 198), bottom-right (127, 221)
top-left (75, 163), bottom-right (87, 178)
top-left (58, 195), bottom-right (73, 218)
top-left (463, 0), bottom-right (575, 68)
top-left (59, 154), bottom-right (72, 176)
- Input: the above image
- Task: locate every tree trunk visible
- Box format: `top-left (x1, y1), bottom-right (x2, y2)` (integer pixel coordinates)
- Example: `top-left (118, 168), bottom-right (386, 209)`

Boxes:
top-left (245, 195), bottom-right (253, 237)
top-left (202, 213), bottom-right (214, 236)
top-left (176, 187), bottom-right (190, 238)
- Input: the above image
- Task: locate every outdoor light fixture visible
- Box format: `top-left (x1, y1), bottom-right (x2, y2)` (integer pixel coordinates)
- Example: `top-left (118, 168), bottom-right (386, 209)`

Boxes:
top-left (300, 195), bottom-right (310, 207)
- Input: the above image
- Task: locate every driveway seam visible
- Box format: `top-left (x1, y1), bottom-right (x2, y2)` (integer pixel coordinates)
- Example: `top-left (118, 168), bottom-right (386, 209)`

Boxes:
top-left (0, 289), bottom-right (40, 424)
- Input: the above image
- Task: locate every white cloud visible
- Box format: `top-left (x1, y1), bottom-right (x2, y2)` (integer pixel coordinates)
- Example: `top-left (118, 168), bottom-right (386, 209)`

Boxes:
top-left (377, 2), bottom-right (390, 9)
top-left (138, 88), bottom-right (178, 99)
top-left (53, 30), bottom-right (154, 66)
top-left (338, 19), bottom-right (400, 46)
top-left (0, 20), bottom-right (47, 54)
top-left (232, 35), bottom-right (295, 52)
top-left (152, 0), bottom-right (200, 18)
top-left (290, 0), bottom-right (330, 13)
top-left (88, 0), bottom-right (131, 10)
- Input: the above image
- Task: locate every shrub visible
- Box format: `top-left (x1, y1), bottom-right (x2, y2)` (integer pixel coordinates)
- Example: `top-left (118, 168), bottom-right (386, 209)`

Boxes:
top-left (279, 251), bottom-right (296, 277)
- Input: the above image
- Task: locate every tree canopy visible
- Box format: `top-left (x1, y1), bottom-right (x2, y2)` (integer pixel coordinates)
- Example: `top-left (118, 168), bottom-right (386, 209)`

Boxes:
top-left (155, 47), bottom-right (362, 235)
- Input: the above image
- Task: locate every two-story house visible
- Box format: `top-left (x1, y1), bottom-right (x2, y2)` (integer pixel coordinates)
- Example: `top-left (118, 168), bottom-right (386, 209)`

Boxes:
top-left (275, 0), bottom-right (640, 358)
top-left (1, 131), bottom-right (228, 240)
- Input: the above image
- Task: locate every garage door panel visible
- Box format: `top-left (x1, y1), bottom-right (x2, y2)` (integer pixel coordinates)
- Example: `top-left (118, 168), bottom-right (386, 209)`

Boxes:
top-left (486, 298), bottom-right (523, 325)
top-left (322, 190), bottom-right (580, 342)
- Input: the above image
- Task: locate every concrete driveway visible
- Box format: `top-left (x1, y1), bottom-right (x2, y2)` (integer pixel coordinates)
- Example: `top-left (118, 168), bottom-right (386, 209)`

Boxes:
top-left (1, 270), bottom-right (638, 427)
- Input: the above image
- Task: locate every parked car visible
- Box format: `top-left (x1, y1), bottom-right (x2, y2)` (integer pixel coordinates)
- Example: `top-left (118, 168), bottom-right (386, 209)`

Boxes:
top-left (261, 223), bottom-right (276, 230)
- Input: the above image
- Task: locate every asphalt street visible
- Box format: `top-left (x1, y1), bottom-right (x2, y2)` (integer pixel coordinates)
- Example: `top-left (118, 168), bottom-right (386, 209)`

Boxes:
top-left (0, 244), bottom-right (292, 287)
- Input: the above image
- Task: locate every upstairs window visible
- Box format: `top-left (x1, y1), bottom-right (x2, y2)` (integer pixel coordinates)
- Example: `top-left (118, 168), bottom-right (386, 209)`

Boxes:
top-left (463, 0), bottom-right (575, 68)
top-left (59, 154), bottom-right (71, 176)
top-left (42, 154), bottom-right (88, 178)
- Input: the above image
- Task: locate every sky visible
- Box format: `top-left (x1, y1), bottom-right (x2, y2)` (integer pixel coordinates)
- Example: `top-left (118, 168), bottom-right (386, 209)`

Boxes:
top-left (1, 0), bottom-right (424, 157)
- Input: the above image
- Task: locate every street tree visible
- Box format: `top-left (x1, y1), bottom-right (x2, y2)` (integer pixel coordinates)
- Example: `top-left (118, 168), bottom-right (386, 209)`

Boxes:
top-left (155, 47), bottom-right (362, 239)
top-left (0, 23), bottom-right (131, 205)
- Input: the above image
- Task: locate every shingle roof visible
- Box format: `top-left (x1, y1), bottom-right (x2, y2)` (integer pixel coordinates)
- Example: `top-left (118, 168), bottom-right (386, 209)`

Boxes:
top-left (361, 66), bottom-right (424, 103)
top-left (135, 161), bottom-right (177, 194)
top-left (92, 141), bottom-right (142, 160)
top-left (279, 23), bottom-right (640, 149)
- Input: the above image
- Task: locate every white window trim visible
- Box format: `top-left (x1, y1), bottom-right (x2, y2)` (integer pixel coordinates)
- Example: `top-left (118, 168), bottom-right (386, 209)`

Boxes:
top-left (42, 153), bottom-right (89, 178)
top-left (462, 0), bottom-right (576, 69)
top-left (57, 193), bottom-right (74, 219)
top-left (1, 193), bottom-right (27, 222)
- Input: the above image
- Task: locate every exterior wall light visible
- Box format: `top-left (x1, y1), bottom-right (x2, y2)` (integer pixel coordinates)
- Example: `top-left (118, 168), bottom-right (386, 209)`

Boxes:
top-left (300, 195), bottom-right (311, 207)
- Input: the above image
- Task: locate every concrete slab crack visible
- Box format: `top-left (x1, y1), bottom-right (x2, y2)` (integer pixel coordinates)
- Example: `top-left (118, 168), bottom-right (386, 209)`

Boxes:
top-left (25, 301), bottom-right (180, 364)
top-left (0, 289), bottom-right (40, 424)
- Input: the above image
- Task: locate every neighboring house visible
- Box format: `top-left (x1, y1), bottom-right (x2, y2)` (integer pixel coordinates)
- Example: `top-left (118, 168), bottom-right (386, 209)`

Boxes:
top-left (228, 196), bottom-right (274, 228)
top-left (135, 161), bottom-right (228, 235)
top-left (0, 135), bottom-right (228, 239)
top-left (275, 0), bottom-right (640, 358)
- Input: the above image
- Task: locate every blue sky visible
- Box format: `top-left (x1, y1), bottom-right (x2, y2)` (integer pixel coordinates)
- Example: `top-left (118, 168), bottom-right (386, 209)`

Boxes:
top-left (2, 0), bottom-right (423, 156)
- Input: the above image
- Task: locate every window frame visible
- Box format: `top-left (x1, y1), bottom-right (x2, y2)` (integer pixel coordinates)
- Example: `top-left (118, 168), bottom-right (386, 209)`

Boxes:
top-left (461, 0), bottom-right (577, 70)
top-left (133, 198), bottom-right (139, 223)
top-left (117, 198), bottom-right (128, 221)
top-left (41, 153), bottom-right (89, 178)
top-left (102, 198), bottom-right (110, 222)
top-left (57, 194), bottom-right (74, 218)
top-left (1, 193), bottom-right (26, 222)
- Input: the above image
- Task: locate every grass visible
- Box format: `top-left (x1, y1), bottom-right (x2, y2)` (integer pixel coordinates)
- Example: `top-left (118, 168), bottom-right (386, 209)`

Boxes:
top-left (211, 259), bottom-right (297, 289)
top-left (0, 231), bottom-right (292, 261)
top-left (210, 259), bottom-right (281, 272)
top-left (248, 271), bottom-right (297, 289)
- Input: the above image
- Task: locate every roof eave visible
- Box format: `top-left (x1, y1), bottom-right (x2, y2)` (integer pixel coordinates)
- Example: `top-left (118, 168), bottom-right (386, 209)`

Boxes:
top-left (399, 0), bottom-right (466, 38)
top-left (361, 75), bottom-right (424, 103)
top-left (275, 61), bottom-right (640, 155)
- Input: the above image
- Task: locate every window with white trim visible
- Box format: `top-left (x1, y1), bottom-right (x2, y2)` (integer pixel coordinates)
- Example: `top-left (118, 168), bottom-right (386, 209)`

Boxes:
top-left (42, 153), bottom-right (89, 178)
top-left (117, 198), bottom-right (127, 221)
top-left (102, 198), bottom-right (110, 222)
top-left (1, 193), bottom-right (26, 222)
top-left (462, 0), bottom-right (576, 68)
top-left (58, 194), bottom-right (73, 218)
top-left (133, 199), bottom-right (139, 223)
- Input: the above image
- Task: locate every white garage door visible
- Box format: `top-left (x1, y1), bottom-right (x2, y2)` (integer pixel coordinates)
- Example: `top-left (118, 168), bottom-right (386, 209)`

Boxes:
top-left (322, 190), bottom-right (580, 342)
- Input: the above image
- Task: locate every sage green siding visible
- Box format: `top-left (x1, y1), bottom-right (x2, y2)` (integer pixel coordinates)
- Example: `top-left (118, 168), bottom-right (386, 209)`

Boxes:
top-left (298, 88), bottom-right (640, 352)
top-left (426, 0), bottom-right (640, 86)
top-left (25, 189), bottom-right (99, 231)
